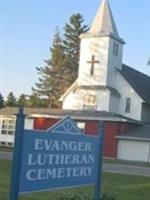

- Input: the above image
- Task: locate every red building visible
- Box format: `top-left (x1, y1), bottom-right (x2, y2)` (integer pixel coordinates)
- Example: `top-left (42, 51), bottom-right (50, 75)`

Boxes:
top-left (31, 109), bottom-right (139, 158)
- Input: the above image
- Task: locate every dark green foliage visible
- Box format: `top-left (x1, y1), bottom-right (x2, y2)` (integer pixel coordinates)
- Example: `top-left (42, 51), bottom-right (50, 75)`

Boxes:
top-left (59, 193), bottom-right (116, 200)
top-left (5, 92), bottom-right (17, 107)
top-left (17, 94), bottom-right (27, 107)
top-left (0, 92), bottom-right (4, 108)
top-left (63, 13), bottom-right (89, 77)
top-left (27, 94), bottom-right (49, 108)
top-left (32, 13), bottom-right (88, 108)
top-left (32, 28), bottom-right (69, 108)
top-left (59, 193), bottom-right (91, 200)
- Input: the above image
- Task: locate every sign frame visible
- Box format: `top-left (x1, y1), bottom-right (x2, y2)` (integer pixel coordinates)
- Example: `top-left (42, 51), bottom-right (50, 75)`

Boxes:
top-left (9, 108), bottom-right (104, 200)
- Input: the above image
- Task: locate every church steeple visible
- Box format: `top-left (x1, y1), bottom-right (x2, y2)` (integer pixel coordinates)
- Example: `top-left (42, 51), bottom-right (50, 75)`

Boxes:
top-left (89, 0), bottom-right (118, 37)
top-left (61, 0), bottom-right (125, 112)
top-left (81, 0), bottom-right (124, 43)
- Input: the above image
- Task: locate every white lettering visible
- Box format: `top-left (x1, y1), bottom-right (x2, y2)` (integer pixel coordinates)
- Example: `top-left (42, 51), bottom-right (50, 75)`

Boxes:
top-left (28, 154), bottom-right (36, 165)
top-left (26, 166), bottom-right (93, 181)
top-left (34, 139), bottom-right (43, 150)
top-left (26, 169), bottom-right (37, 181)
top-left (34, 139), bottom-right (92, 152)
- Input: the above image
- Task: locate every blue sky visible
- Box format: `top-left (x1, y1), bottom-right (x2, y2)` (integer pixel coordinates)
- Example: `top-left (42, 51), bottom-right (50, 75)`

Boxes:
top-left (1, 0), bottom-right (150, 98)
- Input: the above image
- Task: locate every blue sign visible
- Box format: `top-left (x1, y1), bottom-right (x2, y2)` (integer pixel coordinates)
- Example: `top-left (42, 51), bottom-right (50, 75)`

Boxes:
top-left (19, 117), bottom-right (103, 194)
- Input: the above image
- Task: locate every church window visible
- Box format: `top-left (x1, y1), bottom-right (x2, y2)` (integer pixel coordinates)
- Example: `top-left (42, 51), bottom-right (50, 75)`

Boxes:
top-left (113, 42), bottom-right (119, 56)
top-left (0, 142), bottom-right (6, 146)
top-left (125, 98), bottom-right (131, 113)
top-left (84, 95), bottom-right (96, 106)
top-left (83, 95), bottom-right (97, 110)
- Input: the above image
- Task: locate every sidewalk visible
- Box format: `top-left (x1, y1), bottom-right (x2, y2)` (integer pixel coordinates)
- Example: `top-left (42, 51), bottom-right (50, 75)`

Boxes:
top-left (103, 163), bottom-right (150, 177)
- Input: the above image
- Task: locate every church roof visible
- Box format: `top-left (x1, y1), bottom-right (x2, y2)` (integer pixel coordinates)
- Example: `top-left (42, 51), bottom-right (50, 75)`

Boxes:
top-left (120, 64), bottom-right (150, 103)
top-left (0, 107), bottom-right (141, 124)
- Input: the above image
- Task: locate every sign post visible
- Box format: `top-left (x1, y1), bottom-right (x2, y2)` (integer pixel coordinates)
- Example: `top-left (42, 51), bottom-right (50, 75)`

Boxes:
top-left (94, 124), bottom-right (104, 200)
top-left (9, 107), bottom-right (25, 200)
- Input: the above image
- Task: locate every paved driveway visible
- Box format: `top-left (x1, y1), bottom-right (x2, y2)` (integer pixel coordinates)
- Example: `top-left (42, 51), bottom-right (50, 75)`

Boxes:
top-left (0, 151), bottom-right (12, 160)
top-left (103, 163), bottom-right (150, 177)
top-left (1, 151), bottom-right (150, 177)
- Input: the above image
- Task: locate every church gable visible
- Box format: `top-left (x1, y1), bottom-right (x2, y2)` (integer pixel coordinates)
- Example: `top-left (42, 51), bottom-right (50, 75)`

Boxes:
top-left (120, 65), bottom-right (150, 103)
top-left (116, 70), bottom-right (143, 121)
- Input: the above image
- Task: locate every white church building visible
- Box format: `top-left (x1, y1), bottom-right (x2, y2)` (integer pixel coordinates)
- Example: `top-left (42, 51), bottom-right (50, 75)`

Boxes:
top-left (60, 0), bottom-right (150, 123)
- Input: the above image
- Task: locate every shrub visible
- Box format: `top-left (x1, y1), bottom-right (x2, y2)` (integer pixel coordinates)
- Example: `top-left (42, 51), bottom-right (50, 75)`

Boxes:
top-left (59, 193), bottom-right (116, 200)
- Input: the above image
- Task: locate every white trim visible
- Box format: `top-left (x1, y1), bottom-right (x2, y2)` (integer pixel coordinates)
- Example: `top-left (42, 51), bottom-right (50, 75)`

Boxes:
top-left (116, 136), bottom-right (150, 142)
top-left (59, 80), bottom-right (78, 101)
top-left (0, 115), bottom-right (16, 118)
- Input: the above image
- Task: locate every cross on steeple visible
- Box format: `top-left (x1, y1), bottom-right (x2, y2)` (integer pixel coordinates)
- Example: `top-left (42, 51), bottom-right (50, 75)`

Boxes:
top-left (87, 55), bottom-right (99, 75)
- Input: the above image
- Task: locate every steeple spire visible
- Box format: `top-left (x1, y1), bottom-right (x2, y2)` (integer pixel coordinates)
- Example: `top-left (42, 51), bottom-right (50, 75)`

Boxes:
top-left (81, 0), bottom-right (124, 43)
top-left (89, 0), bottom-right (118, 37)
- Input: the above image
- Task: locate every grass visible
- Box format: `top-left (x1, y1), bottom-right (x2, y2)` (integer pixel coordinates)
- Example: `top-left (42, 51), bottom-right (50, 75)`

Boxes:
top-left (0, 160), bottom-right (150, 200)
top-left (0, 160), bottom-right (11, 200)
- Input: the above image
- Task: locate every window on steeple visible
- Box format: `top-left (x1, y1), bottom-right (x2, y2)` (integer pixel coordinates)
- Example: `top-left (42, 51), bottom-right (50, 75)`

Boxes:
top-left (113, 42), bottom-right (119, 56)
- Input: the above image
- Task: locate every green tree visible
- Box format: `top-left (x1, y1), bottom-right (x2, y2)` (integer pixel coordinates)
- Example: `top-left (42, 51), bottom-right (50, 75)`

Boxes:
top-left (28, 94), bottom-right (49, 108)
top-left (5, 92), bottom-right (17, 107)
top-left (27, 94), bottom-right (41, 107)
top-left (32, 13), bottom-right (88, 108)
top-left (32, 28), bottom-right (70, 107)
top-left (63, 13), bottom-right (89, 77)
top-left (0, 92), bottom-right (4, 108)
top-left (17, 94), bottom-right (27, 107)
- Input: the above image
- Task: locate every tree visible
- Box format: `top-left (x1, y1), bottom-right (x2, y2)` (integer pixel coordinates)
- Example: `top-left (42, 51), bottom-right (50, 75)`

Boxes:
top-left (27, 94), bottom-right (49, 108)
top-left (27, 94), bottom-right (40, 107)
top-left (17, 94), bottom-right (27, 107)
top-left (0, 92), bottom-right (4, 108)
top-left (32, 13), bottom-right (88, 108)
top-left (32, 28), bottom-right (66, 107)
top-left (63, 13), bottom-right (89, 77)
top-left (5, 92), bottom-right (17, 107)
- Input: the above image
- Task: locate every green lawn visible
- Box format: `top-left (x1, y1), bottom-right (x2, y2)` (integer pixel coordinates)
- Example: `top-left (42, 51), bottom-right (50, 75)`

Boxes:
top-left (0, 160), bottom-right (150, 200)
